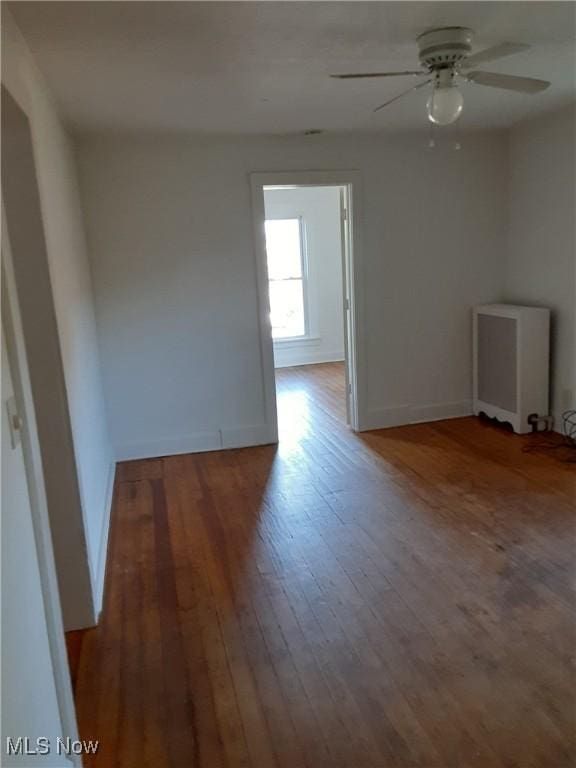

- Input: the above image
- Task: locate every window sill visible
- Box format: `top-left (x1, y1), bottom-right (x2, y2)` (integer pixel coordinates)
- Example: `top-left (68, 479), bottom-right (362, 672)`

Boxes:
top-left (273, 335), bottom-right (321, 347)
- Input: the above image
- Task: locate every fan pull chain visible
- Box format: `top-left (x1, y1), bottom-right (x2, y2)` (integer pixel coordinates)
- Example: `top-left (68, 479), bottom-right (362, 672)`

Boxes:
top-left (454, 118), bottom-right (462, 151)
top-left (426, 120), bottom-right (463, 151)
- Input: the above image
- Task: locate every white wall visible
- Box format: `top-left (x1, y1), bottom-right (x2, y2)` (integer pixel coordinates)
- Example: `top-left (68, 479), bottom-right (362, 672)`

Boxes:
top-left (77, 130), bottom-right (507, 457)
top-left (2, 10), bottom-right (115, 625)
top-left (505, 105), bottom-right (576, 429)
top-left (264, 186), bottom-right (345, 368)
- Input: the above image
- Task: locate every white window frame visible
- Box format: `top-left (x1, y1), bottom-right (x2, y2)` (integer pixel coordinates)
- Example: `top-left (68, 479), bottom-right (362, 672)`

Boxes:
top-left (265, 214), bottom-right (311, 342)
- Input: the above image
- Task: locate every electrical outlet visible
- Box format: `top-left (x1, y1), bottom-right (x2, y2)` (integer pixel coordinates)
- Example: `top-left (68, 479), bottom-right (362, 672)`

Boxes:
top-left (561, 389), bottom-right (574, 411)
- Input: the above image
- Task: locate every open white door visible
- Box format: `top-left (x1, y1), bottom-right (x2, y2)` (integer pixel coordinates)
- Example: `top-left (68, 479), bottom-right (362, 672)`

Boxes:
top-left (339, 185), bottom-right (357, 428)
top-left (1, 323), bottom-right (75, 766)
top-left (339, 186), bottom-right (351, 425)
top-left (1, 209), bottom-right (80, 764)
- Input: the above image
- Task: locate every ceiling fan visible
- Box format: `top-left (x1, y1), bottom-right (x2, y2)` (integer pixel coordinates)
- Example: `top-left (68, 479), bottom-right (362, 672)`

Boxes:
top-left (331, 27), bottom-right (551, 125)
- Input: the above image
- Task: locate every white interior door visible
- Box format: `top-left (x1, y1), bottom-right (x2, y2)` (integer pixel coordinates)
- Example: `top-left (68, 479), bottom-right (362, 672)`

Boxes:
top-left (339, 185), bottom-right (353, 426)
top-left (1, 324), bottom-right (71, 766)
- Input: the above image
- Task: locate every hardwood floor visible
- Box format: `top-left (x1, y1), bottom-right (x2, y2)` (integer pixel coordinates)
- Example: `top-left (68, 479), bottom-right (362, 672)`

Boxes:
top-left (73, 362), bottom-right (576, 767)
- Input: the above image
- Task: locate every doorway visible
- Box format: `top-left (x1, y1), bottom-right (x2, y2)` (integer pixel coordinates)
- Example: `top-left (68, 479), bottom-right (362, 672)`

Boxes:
top-left (250, 171), bottom-right (363, 444)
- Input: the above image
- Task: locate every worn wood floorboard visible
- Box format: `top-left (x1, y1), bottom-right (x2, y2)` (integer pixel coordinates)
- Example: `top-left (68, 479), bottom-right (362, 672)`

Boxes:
top-left (73, 363), bottom-right (576, 767)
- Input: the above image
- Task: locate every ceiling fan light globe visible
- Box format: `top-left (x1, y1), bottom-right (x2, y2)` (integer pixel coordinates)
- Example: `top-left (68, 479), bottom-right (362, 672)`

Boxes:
top-left (427, 86), bottom-right (464, 125)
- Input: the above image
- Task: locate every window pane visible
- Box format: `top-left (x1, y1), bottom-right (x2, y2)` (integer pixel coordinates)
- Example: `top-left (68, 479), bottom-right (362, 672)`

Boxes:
top-left (269, 279), bottom-right (305, 338)
top-left (265, 219), bottom-right (303, 280)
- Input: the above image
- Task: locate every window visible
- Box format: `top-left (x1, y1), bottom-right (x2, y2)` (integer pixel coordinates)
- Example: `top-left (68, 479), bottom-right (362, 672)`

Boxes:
top-left (265, 218), bottom-right (307, 339)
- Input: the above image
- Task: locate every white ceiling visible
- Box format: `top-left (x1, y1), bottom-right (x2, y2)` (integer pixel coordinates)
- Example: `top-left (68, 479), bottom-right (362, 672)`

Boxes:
top-left (8, 1), bottom-right (576, 135)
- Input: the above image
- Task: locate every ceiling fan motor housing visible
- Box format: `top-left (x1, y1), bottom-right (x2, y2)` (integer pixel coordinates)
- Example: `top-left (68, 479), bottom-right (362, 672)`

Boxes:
top-left (417, 27), bottom-right (473, 70)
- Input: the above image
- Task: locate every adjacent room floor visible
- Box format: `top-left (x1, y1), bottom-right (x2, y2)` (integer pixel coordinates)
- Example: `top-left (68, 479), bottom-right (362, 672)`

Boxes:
top-left (71, 363), bottom-right (575, 767)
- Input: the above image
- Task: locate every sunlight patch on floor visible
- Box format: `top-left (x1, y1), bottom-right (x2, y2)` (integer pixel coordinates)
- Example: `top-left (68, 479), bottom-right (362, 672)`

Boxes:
top-left (276, 387), bottom-right (310, 455)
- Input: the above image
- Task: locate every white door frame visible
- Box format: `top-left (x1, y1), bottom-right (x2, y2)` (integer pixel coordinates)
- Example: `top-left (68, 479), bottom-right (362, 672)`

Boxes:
top-left (2, 206), bottom-right (80, 766)
top-left (250, 170), bottom-right (366, 436)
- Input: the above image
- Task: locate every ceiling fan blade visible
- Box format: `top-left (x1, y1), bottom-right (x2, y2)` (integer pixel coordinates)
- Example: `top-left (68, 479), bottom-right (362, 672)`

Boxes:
top-left (373, 79), bottom-right (432, 113)
top-left (465, 70), bottom-right (550, 94)
top-left (462, 42), bottom-right (530, 68)
top-left (331, 70), bottom-right (427, 79)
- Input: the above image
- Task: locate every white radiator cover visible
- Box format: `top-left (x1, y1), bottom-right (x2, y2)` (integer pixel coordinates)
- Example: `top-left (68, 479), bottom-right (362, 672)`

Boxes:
top-left (473, 304), bottom-right (550, 434)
